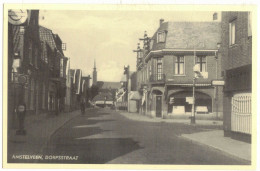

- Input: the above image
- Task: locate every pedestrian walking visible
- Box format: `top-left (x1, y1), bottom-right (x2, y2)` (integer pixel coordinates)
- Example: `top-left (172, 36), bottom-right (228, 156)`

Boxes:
top-left (80, 98), bottom-right (86, 114)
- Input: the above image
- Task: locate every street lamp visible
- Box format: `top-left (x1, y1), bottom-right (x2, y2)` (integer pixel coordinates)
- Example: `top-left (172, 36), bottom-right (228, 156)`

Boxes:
top-left (215, 43), bottom-right (221, 119)
top-left (190, 36), bottom-right (205, 124)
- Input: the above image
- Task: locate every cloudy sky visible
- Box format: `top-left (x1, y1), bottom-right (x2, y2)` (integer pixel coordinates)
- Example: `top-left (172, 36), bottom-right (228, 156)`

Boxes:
top-left (39, 10), bottom-right (218, 82)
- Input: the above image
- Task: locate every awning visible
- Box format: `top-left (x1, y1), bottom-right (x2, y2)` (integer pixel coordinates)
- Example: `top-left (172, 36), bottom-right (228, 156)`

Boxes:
top-left (167, 83), bottom-right (211, 87)
top-left (95, 101), bottom-right (113, 105)
top-left (129, 91), bottom-right (141, 100)
top-left (172, 91), bottom-right (211, 100)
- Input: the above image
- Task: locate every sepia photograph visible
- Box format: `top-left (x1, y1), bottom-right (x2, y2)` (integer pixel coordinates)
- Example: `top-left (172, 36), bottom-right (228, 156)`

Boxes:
top-left (2, 3), bottom-right (257, 170)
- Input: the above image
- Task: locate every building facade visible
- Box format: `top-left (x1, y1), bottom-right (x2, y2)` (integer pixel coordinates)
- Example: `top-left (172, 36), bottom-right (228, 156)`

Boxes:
top-left (8, 10), bottom-right (42, 129)
top-left (39, 26), bottom-right (67, 115)
top-left (8, 10), bottom-right (68, 133)
top-left (221, 12), bottom-right (252, 142)
top-left (135, 18), bottom-right (223, 120)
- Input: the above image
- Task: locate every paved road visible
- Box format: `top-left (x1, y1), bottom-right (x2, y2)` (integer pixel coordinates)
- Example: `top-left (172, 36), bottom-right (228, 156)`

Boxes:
top-left (40, 108), bottom-right (250, 164)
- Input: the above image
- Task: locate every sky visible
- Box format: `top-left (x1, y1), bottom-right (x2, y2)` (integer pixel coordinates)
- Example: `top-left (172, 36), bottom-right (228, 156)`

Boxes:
top-left (39, 10), bottom-right (219, 82)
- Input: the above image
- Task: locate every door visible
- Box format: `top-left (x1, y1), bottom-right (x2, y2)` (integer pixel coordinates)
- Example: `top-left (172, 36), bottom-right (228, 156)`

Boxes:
top-left (156, 96), bottom-right (162, 117)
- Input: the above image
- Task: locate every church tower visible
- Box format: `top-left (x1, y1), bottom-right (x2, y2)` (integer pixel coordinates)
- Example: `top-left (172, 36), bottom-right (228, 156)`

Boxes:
top-left (92, 59), bottom-right (97, 85)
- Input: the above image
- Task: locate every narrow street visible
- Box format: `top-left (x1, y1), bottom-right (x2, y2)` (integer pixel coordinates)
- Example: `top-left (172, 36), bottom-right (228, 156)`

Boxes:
top-left (39, 108), bottom-right (249, 165)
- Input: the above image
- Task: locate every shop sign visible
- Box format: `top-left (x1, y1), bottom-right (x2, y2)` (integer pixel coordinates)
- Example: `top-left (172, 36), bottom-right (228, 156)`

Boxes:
top-left (17, 105), bottom-right (25, 112)
top-left (212, 80), bottom-right (225, 86)
top-left (8, 9), bottom-right (28, 25)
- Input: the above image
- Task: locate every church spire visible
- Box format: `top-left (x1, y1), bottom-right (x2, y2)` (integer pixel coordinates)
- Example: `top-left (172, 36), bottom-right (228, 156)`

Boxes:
top-left (93, 59), bottom-right (97, 85)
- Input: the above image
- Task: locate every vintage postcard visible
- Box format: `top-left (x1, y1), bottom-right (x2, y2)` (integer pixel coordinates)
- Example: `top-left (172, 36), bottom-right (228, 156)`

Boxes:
top-left (2, 4), bottom-right (257, 170)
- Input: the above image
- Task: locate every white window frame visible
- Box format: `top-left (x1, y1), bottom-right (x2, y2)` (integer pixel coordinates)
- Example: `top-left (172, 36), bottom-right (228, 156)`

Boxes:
top-left (248, 12), bottom-right (252, 37)
top-left (229, 20), bottom-right (236, 46)
top-left (174, 56), bottom-right (185, 75)
top-left (157, 31), bottom-right (166, 43)
top-left (196, 56), bottom-right (207, 72)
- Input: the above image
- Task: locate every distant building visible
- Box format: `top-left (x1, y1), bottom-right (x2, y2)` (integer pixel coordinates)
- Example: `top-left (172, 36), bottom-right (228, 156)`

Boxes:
top-left (221, 12), bottom-right (252, 142)
top-left (93, 81), bottom-right (121, 107)
top-left (135, 18), bottom-right (223, 119)
top-left (81, 75), bottom-right (92, 106)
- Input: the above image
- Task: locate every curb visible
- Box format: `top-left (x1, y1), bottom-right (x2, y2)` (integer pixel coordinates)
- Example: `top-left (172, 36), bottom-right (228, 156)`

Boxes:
top-left (39, 109), bottom-right (92, 155)
top-left (118, 112), bottom-right (223, 126)
top-left (180, 134), bottom-right (251, 164)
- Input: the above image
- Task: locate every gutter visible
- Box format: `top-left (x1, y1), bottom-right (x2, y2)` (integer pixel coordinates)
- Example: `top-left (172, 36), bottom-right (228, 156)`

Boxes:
top-left (144, 49), bottom-right (218, 62)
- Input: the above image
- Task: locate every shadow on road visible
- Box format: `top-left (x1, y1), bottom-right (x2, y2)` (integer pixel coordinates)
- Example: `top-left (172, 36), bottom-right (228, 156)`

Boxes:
top-left (41, 138), bottom-right (142, 164)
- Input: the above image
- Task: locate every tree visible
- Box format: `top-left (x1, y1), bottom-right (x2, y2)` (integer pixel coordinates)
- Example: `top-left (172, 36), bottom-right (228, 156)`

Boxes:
top-left (89, 85), bottom-right (99, 100)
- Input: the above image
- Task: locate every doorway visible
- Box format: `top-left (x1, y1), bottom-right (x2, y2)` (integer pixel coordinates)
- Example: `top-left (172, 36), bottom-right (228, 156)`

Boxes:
top-left (156, 95), bottom-right (162, 118)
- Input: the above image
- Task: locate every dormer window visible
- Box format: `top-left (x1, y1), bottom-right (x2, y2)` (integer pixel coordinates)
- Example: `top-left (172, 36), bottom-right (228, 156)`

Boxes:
top-left (157, 31), bottom-right (166, 43)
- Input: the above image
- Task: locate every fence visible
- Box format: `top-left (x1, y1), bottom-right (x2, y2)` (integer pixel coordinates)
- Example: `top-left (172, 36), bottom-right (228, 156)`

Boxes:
top-left (231, 93), bottom-right (251, 135)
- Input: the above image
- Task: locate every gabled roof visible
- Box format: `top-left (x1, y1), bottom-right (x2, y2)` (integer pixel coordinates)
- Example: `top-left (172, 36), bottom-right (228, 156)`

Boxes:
top-left (96, 81), bottom-right (121, 90)
top-left (93, 92), bottom-right (114, 101)
top-left (39, 26), bottom-right (57, 51)
top-left (150, 21), bottom-right (221, 51)
top-left (70, 69), bottom-right (75, 77)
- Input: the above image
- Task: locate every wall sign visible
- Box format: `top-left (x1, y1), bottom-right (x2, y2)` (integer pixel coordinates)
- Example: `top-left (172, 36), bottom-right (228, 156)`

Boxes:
top-left (8, 9), bottom-right (28, 25)
top-left (212, 80), bottom-right (225, 86)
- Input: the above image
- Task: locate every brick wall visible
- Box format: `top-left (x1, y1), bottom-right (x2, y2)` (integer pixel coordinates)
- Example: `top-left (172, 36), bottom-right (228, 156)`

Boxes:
top-left (221, 12), bottom-right (252, 71)
top-left (163, 54), bottom-right (221, 84)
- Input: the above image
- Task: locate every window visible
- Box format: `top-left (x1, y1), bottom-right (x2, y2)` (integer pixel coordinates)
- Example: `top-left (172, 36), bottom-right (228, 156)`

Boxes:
top-left (157, 58), bottom-right (163, 80)
top-left (229, 20), bottom-right (236, 45)
top-left (149, 65), bottom-right (152, 77)
top-left (146, 66), bottom-right (149, 82)
top-left (196, 56), bottom-right (207, 72)
top-left (34, 47), bottom-right (38, 68)
top-left (60, 58), bottom-right (64, 77)
top-left (248, 12), bottom-right (252, 37)
top-left (29, 40), bottom-right (33, 64)
top-left (24, 84), bottom-right (29, 109)
top-left (42, 84), bottom-right (46, 109)
top-left (175, 56), bottom-right (184, 75)
top-left (157, 31), bottom-right (165, 43)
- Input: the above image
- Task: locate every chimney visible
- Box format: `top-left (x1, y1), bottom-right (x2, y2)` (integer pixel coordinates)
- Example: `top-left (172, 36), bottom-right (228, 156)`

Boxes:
top-left (160, 19), bottom-right (164, 26)
top-left (213, 12), bottom-right (218, 21)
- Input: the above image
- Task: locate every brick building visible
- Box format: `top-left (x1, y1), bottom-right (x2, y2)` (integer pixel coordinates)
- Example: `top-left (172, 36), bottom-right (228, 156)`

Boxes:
top-left (221, 12), bottom-right (252, 142)
top-left (135, 18), bottom-right (223, 120)
top-left (8, 10), bottom-right (68, 133)
top-left (39, 26), bottom-right (68, 114)
top-left (8, 10), bottom-right (42, 129)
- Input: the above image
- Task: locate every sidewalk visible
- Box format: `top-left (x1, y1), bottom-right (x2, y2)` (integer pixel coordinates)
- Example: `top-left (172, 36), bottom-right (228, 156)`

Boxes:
top-left (119, 111), bottom-right (251, 162)
top-left (181, 130), bottom-right (251, 162)
top-left (8, 109), bottom-right (83, 161)
top-left (119, 111), bottom-right (223, 126)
